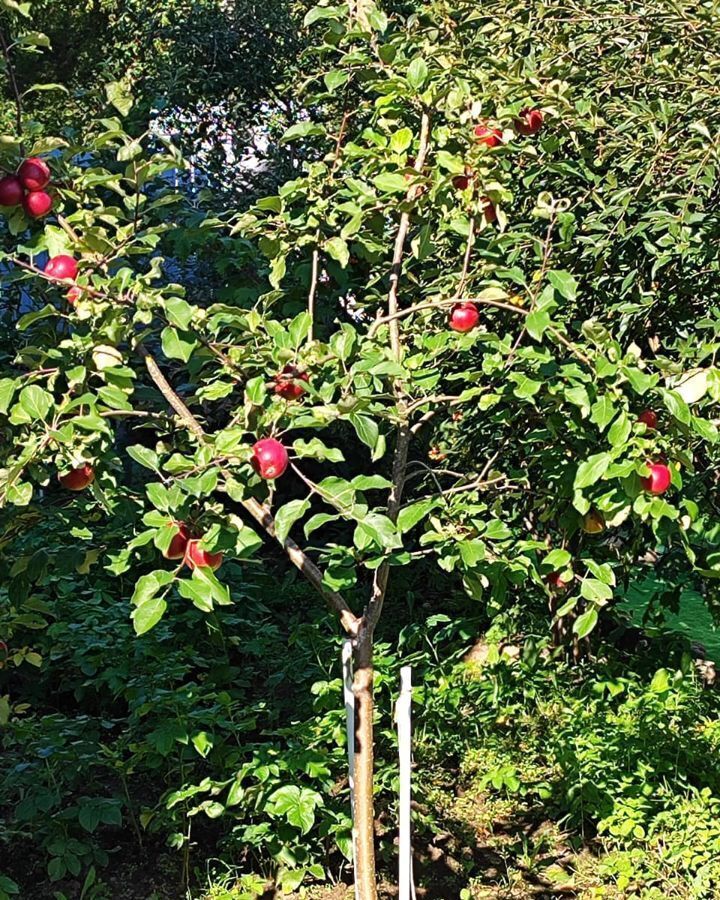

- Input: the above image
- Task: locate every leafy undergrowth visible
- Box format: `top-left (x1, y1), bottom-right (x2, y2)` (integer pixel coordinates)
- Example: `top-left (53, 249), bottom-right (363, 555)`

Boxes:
top-left (197, 634), bottom-right (720, 900)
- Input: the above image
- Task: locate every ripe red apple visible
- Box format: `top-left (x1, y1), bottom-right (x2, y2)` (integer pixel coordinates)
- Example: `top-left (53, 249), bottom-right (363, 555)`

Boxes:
top-left (66, 286), bottom-right (83, 304)
top-left (274, 364), bottom-right (309, 401)
top-left (58, 463), bottom-right (95, 491)
top-left (0, 175), bottom-right (24, 206)
top-left (163, 521), bottom-right (190, 560)
top-left (515, 108), bottom-right (544, 135)
top-left (184, 538), bottom-right (223, 571)
top-left (452, 172), bottom-right (473, 190)
top-left (546, 571), bottom-right (568, 591)
top-left (18, 157), bottom-right (51, 191)
top-left (22, 190), bottom-right (53, 218)
top-left (449, 302), bottom-right (479, 333)
top-left (251, 437), bottom-right (289, 479)
top-left (473, 122), bottom-right (502, 147)
top-left (480, 197), bottom-right (497, 223)
top-left (637, 409), bottom-right (658, 430)
top-left (641, 462), bottom-right (671, 495)
top-left (44, 254), bottom-right (78, 282)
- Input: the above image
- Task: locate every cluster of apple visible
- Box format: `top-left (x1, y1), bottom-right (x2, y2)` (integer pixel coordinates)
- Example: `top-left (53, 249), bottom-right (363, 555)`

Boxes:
top-left (546, 409), bottom-right (673, 591)
top-left (44, 253), bottom-right (83, 303)
top-left (0, 157), bottom-right (54, 218)
top-left (448, 108), bottom-right (544, 335)
top-left (161, 522), bottom-right (224, 571)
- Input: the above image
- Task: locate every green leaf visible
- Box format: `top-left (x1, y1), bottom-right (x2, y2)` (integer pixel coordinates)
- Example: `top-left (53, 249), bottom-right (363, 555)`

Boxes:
top-left (161, 326), bottom-right (197, 362)
top-left (289, 311), bottom-right (312, 346)
top-left (165, 296), bottom-right (195, 330)
top-left (127, 445), bottom-right (160, 472)
top-left (0, 378), bottom-right (17, 415)
top-left (304, 4), bottom-right (347, 26)
top-left (573, 607), bottom-right (598, 638)
top-left (324, 69), bottom-right (349, 92)
top-left (649, 668), bottom-right (671, 694)
top-left (349, 413), bottom-right (379, 449)
top-left (132, 595), bottom-right (168, 635)
top-left (580, 579), bottom-right (613, 603)
top-left (548, 270), bottom-right (577, 301)
top-left (268, 785), bottom-right (322, 834)
top-left (608, 411), bottom-right (631, 447)
top-left (17, 303), bottom-right (57, 330)
top-left (390, 128), bottom-right (413, 153)
top-left (330, 324), bottom-right (356, 362)
top-left (590, 396), bottom-right (616, 431)
top-left (525, 310), bottom-right (551, 341)
top-left (373, 172), bottom-right (409, 193)
top-left (293, 438), bottom-right (344, 462)
top-left (325, 236), bottom-right (349, 267)
top-left (661, 389), bottom-right (691, 425)
top-left (574, 453), bottom-right (612, 490)
top-left (281, 122), bottom-right (326, 143)
top-left (275, 500), bottom-right (311, 544)
top-left (305, 513), bottom-right (339, 538)
top-left (354, 513), bottom-right (400, 550)
top-left (397, 498), bottom-right (436, 533)
top-left (105, 80), bottom-right (133, 115)
top-left (407, 57), bottom-right (428, 89)
top-left (544, 549), bottom-right (572, 569)
top-left (18, 385), bottom-right (52, 421)
top-left (245, 375), bottom-right (267, 405)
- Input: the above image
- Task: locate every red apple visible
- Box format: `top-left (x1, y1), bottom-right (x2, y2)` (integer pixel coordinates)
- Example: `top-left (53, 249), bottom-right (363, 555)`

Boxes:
top-left (184, 538), bottom-right (223, 571)
top-left (480, 196), bottom-right (497, 224)
top-left (641, 462), bottom-right (671, 495)
top-left (0, 175), bottom-right (24, 207)
top-left (22, 190), bottom-right (53, 218)
top-left (44, 254), bottom-right (78, 282)
top-left (274, 364), bottom-right (309, 401)
top-left (473, 122), bottom-right (502, 147)
top-left (163, 521), bottom-right (190, 560)
top-left (449, 302), bottom-right (479, 333)
top-left (546, 571), bottom-right (568, 591)
top-left (515, 108), bottom-right (544, 136)
top-left (452, 172), bottom-right (473, 190)
top-left (18, 157), bottom-right (51, 191)
top-left (251, 437), bottom-right (289, 479)
top-left (58, 463), bottom-right (95, 491)
top-left (637, 409), bottom-right (658, 430)
top-left (66, 286), bottom-right (83, 304)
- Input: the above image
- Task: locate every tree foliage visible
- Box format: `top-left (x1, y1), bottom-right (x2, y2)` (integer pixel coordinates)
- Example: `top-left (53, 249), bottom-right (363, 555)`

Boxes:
top-left (2, 0), bottom-right (720, 894)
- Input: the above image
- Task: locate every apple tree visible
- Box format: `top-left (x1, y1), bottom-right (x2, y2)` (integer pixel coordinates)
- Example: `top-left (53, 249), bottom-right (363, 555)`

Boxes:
top-left (2, 0), bottom-right (720, 896)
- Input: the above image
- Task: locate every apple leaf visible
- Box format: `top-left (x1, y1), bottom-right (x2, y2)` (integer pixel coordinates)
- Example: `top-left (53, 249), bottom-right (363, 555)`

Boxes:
top-left (161, 327), bottom-right (197, 363)
top-left (17, 304), bottom-right (57, 331)
top-left (548, 270), bottom-right (577, 301)
top-left (132, 595), bottom-right (168, 636)
top-left (275, 500), bottom-right (311, 544)
top-left (0, 378), bottom-right (17, 415)
top-left (18, 385), bottom-right (52, 421)
top-left (373, 172), bottom-right (409, 193)
top-left (407, 57), bottom-right (428, 89)
top-left (574, 452), bottom-right (612, 490)
top-left (573, 607), bottom-right (598, 638)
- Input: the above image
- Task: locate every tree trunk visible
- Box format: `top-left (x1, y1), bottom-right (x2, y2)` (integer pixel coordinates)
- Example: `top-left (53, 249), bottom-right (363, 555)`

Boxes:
top-left (352, 631), bottom-right (377, 900)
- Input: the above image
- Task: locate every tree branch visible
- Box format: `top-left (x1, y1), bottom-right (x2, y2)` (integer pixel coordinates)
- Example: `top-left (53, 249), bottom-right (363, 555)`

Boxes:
top-left (135, 343), bottom-right (359, 636)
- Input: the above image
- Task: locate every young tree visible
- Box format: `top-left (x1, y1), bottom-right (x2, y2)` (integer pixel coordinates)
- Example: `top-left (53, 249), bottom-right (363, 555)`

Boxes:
top-left (2, 0), bottom-right (720, 896)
